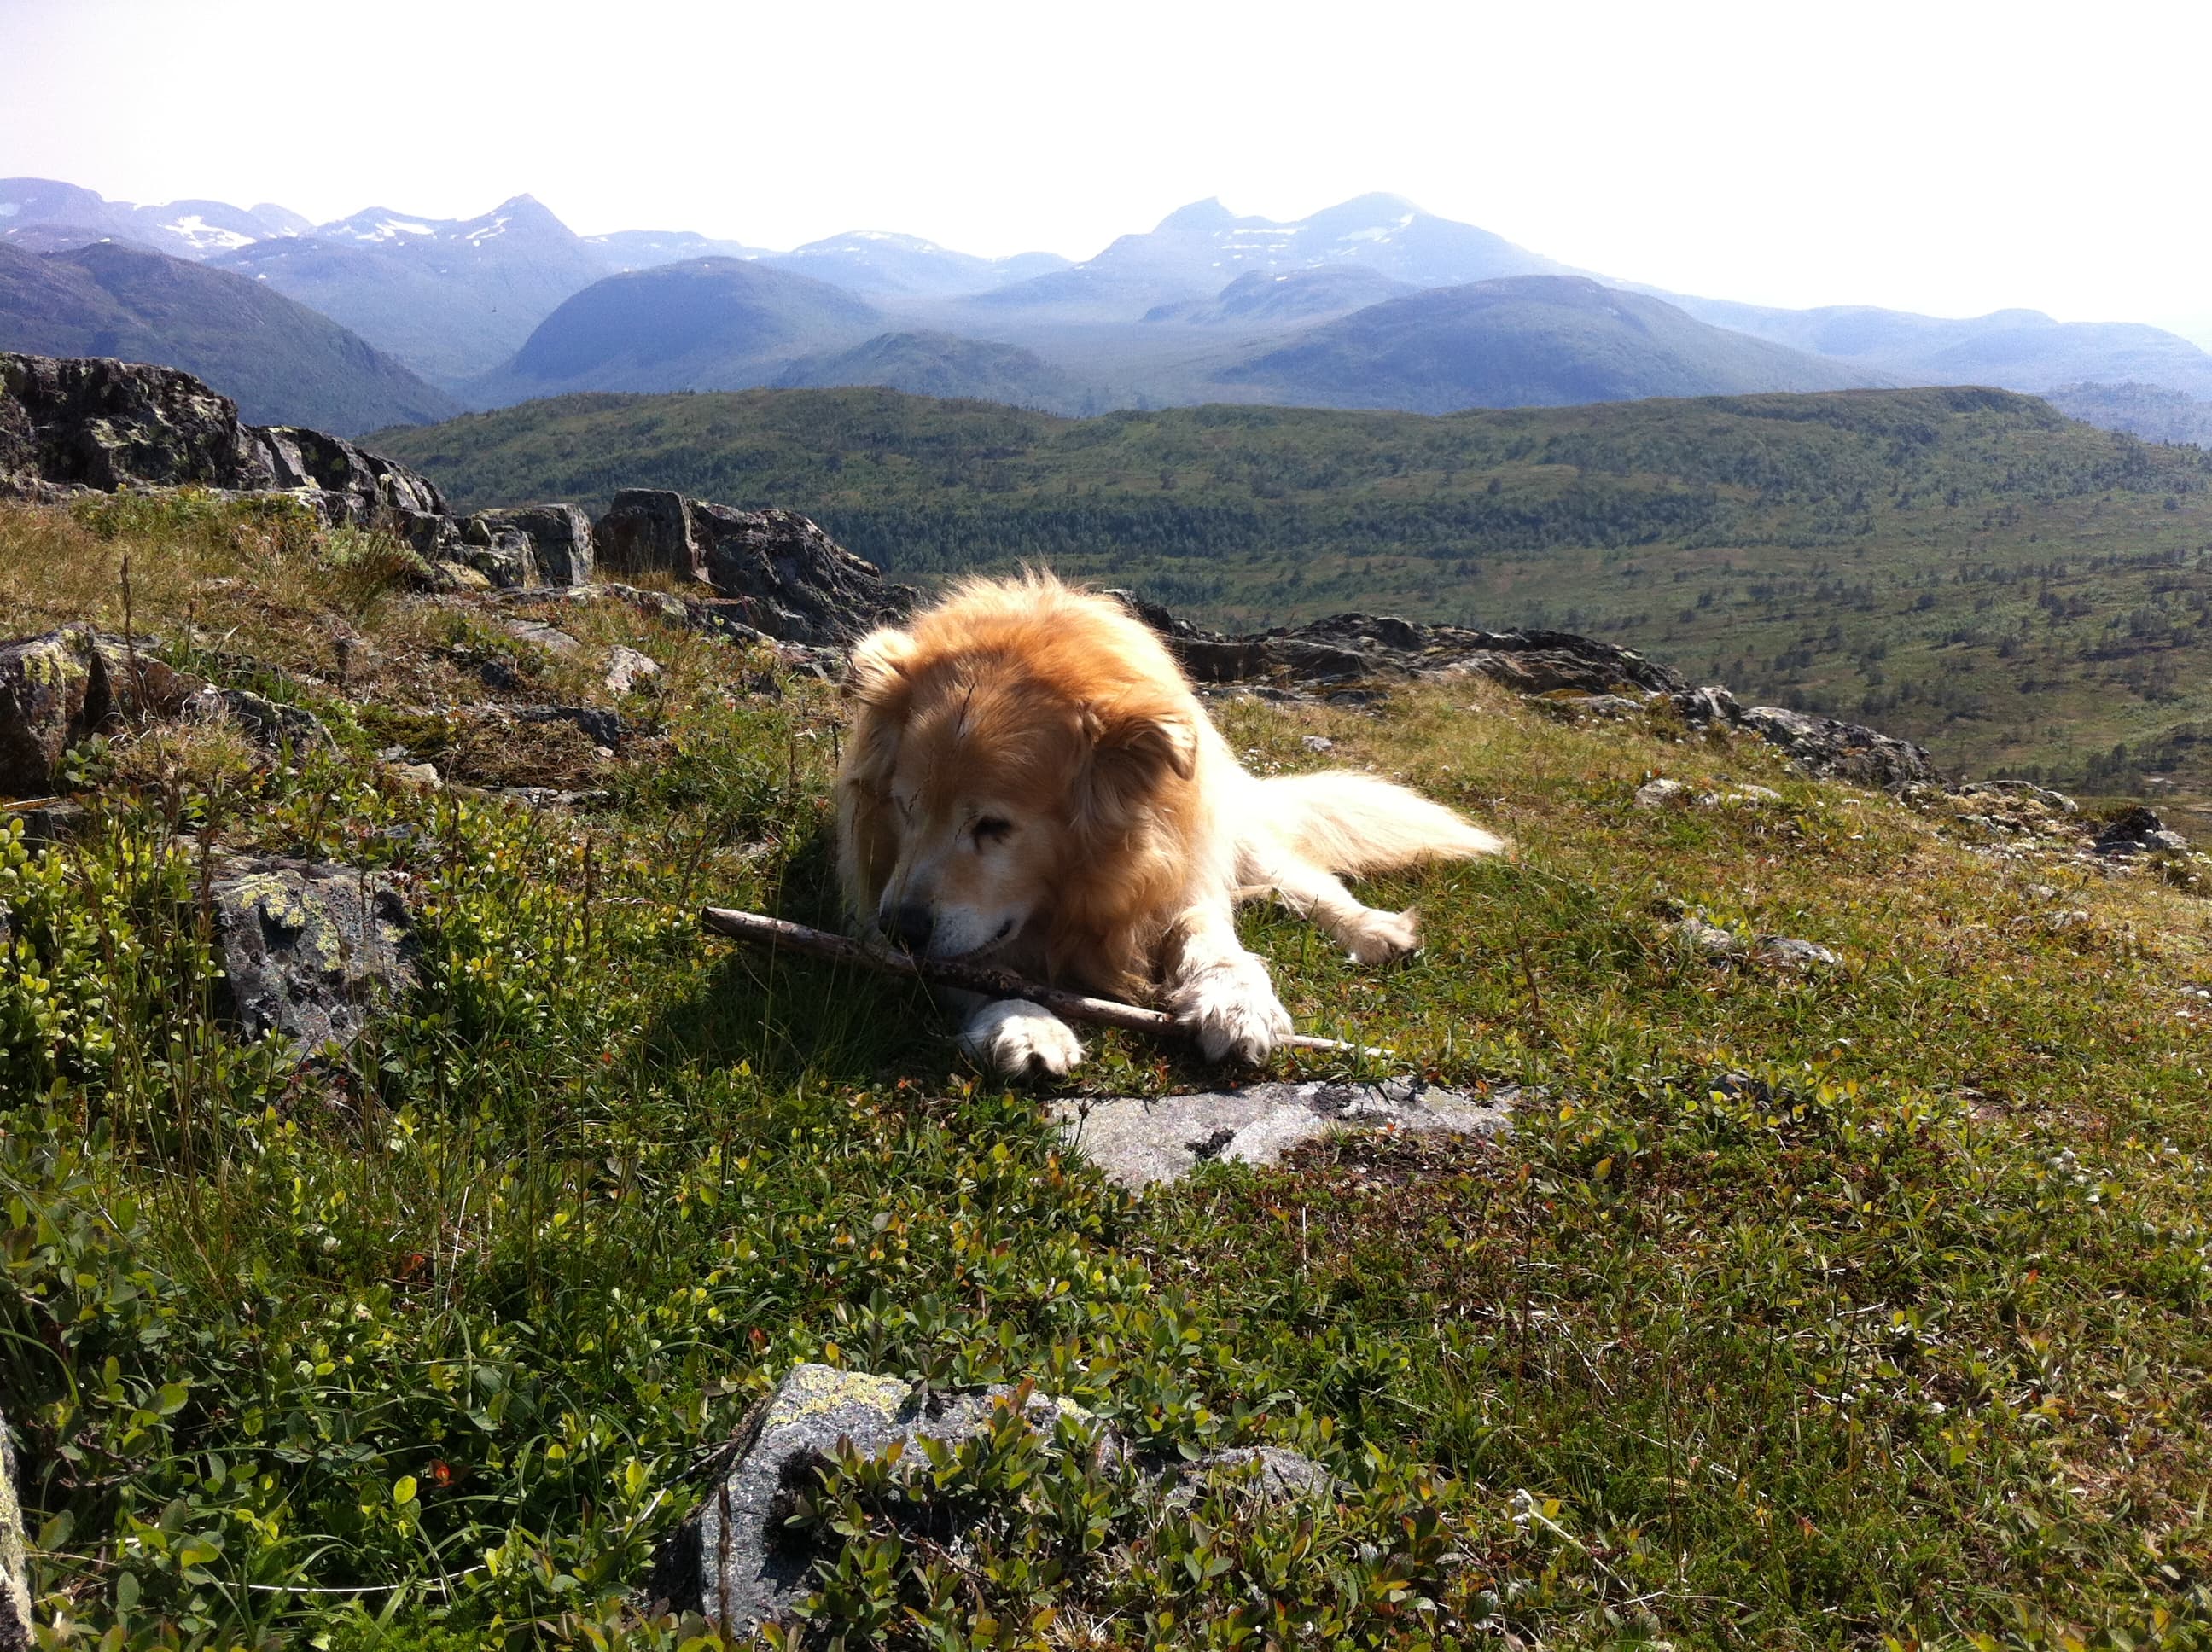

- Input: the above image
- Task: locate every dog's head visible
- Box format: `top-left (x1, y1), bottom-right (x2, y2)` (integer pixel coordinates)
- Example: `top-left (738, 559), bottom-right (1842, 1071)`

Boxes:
top-left (835, 579), bottom-right (1199, 966)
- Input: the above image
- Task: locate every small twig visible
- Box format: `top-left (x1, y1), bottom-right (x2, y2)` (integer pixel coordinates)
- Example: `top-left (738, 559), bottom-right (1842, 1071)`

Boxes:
top-left (699, 905), bottom-right (1388, 1058)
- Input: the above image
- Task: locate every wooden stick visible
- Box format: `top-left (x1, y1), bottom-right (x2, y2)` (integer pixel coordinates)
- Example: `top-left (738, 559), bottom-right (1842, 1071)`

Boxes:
top-left (699, 905), bottom-right (1387, 1058)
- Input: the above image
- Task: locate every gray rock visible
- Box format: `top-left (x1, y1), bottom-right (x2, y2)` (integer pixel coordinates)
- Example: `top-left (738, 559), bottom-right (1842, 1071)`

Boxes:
top-left (473, 504), bottom-right (594, 586)
top-left (0, 628), bottom-right (109, 796)
top-left (0, 629), bottom-right (212, 795)
top-left (643, 1364), bottom-right (1109, 1631)
top-left (1738, 705), bottom-right (1939, 787)
top-left (519, 704), bottom-right (629, 748)
top-left (1049, 1079), bottom-right (1514, 1190)
top-left (604, 646), bottom-right (660, 695)
top-left (1669, 684), bottom-right (1742, 729)
top-left (595, 489), bottom-right (702, 582)
top-left (2, 352), bottom-right (276, 494)
top-left (1301, 735), bottom-right (1336, 753)
top-left (500, 618), bottom-right (582, 657)
top-left (689, 504), bottom-right (913, 646)
top-left (3, 799), bottom-right (87, 845)
top-left (1634, 777), bottom-right (1688, 808)
top-left (1752, 936), bottom-right (1842, 969)
top-left (1674, 918), bottom-right (1742, 957)
top-left (643, 1363), bottom-right (1332, 1632)
top-left (0, 1406), bottom-right (26, 1652)
top-left (213, 689), bottom-right (329, 753)
top-left (253, 423), bottom-right (446, 523)
top-left (1148, 606), bottom-right (1685, 697)
top-left (2094, 806), bottom-right (2186, 857)
top-left (462, 523), bottom-right (538, 590)
top-left (204, 858), bottom-right (417, 1057)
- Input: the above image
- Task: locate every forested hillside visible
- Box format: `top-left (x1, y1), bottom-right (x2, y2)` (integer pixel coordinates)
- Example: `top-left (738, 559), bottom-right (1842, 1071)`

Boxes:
top-left (376, 386), bottom-right (2212, 794)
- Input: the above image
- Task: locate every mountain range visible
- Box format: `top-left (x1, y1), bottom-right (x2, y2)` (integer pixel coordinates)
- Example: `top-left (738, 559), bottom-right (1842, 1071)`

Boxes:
top-left (5, 176), bottom-right (2211, 440)
top-left (0, 239), bottom-right (456, 432)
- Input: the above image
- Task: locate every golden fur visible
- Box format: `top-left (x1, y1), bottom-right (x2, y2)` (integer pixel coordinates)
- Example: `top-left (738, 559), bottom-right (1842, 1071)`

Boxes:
top-left (835, 573), bottom-right (1505, 1076)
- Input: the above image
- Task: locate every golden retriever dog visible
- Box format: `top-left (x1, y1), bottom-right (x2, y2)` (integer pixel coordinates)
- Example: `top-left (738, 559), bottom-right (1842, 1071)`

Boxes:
top-left (835, 573), bottom-right (1505, 1077)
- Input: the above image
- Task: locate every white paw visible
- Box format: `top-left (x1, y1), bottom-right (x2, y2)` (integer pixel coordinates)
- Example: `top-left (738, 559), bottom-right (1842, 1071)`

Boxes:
top-left (1168, 956), bottom-right (1294, 1064)
top-left (1342, 908), bottom-right (1420, 965)
top-left (960, 998), bottom-right (1085, 1079)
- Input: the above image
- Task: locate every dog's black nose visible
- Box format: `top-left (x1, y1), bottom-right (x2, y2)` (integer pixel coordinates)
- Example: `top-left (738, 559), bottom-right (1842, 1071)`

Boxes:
top-left (886, 903), bottom-right (934, 951)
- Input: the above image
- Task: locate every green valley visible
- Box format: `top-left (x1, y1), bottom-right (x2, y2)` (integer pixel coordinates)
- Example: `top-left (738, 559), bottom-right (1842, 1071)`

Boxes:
top-left (375, 386), bottom-right (2212, 796)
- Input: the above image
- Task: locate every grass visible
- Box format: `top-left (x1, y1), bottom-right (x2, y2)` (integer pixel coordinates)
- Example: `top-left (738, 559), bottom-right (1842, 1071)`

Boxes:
top-left (370, 384), bottom-right (2212, 802)
top-left (3, 494), bottom-right (2212, 1648)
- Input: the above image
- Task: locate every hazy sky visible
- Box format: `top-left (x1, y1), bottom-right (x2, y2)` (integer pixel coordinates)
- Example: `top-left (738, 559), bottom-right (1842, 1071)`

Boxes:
top-left (7, 0), bottom-right (2210, 342)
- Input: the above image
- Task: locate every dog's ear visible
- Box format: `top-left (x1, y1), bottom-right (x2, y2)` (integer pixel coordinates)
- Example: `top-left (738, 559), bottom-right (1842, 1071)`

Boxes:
top-left (1080, 696), bottom-right (1198, 827)
top-left (845, 626), bottom-right (918, 707)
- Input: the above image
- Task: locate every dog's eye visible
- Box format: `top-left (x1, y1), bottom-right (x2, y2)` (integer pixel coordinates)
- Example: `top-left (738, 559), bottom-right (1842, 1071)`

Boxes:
top-left (973, 816), bottom-right (1013, 846)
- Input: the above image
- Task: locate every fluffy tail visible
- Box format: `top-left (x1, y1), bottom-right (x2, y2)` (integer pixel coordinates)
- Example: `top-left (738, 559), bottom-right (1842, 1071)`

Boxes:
top-left (1251, 771), bottom-right (1508, 875)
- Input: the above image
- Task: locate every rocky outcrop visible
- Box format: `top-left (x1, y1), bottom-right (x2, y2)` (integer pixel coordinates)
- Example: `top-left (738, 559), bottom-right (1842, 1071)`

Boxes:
top-left (1, 354), bottom-right (450, 529)
top-left (595, 491), bottom-right (911, 644)
top-left (1123, 596), bottom-right (1687, 698)
top-left (690, 505), bottom-right (911, 645)
top-left (1049, 1078), bottom-right (1515, 1190)
top-left (472, 504), bottom-right (593, 586)
top-left (644, 1364), bottom-right (1330, 1632)
top-left (0, 1407), bottom-right (28, 1652)
top-left (203, 858), bottom-right (418, 1057)
top-left (1114, 595), bottom-right (1941, 787)
top-left (255, 422), bottom-right (446, 523)
top-left (2, 352), bottom-right (276, 495)
top-left (1737, 706), bottom-right (1939, 788)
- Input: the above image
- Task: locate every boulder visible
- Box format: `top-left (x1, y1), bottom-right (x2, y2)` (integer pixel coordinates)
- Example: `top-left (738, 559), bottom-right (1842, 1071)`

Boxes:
top-left (1049, 1078), bottom-right (1514, 1190)
top-left (253, 423), bottom-right (446, 521)
top-left (203, 858), bottom-right (418, 1057)
top-left (643, 1363), bottom-right (1330, 1632)
top-left (1634, 777), bottom-right (1688, 808)
top-left (689, 504), bottom-right (911, 646)
top-left (458, 519), bottom-right (538, 590)
top-left (595, 489), bottom-right (701, 582)
top-left (472, 504), bottom-right (594, 586)
top-left (1737, 705), bottom-right (1940, 788)
top-left (603, 646), bottom-right (659, 695)
top-left (2094, 806), bottom-right (2190, 857)
top-left (1, 352), bottom-right (275, 494)
top-left (0, 1406), bottom-right (29, 1652)
top-left (0, 629), bottom-right (112, 796)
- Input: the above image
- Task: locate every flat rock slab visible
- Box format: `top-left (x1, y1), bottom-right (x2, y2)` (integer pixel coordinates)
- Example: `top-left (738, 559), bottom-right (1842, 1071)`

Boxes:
top-left (1050, 1078), bottom-right (1515, 1190)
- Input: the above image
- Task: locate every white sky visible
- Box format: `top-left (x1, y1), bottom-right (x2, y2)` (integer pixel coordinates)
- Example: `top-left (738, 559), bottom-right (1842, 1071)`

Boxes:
top-left (6, 0), bottom-right (2210, 343)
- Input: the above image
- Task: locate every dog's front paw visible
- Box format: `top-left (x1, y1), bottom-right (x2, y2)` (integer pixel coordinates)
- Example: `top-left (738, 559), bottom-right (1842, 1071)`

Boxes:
top-left (1168, 956), bottom-right (1295, 1064)
top-left (960, 998), bottom-right (1085, 1079)
top-left (1343, 907), bottom-right (1420, 965)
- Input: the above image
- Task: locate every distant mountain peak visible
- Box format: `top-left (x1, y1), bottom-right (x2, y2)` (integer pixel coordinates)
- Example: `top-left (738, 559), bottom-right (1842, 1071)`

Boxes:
top-left (1155, 198), bottom-right (1239, 232)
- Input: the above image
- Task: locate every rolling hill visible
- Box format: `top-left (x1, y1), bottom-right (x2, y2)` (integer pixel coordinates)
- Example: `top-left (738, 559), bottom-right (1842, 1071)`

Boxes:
top-left (371, 382), bottom-right (2212, 792)
top-left (463, 258), bottom-right (882, 403)
top-left (0, 240), bottom-right (458, 432)
top-left (1218, 277), bottom-right (1882, 411)
top-left (775, 330), bottom-right (1086, 408)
